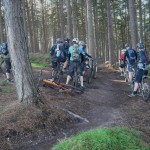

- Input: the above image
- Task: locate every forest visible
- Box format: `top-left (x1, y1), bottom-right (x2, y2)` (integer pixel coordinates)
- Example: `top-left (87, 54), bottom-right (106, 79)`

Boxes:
top-left (0, 0), bottom-right (150, 150)
top-left (0, 0), bottom-right (150, 64)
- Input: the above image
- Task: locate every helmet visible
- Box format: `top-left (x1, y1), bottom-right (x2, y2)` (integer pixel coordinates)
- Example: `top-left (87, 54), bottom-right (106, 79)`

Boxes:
top-left (125, 43), bottom-right (130, 48)
top-left (72, 38), bottom-right (79, 44)
top-left (56, 38), bottom-right (63, 44)
top-left (79, 41), bottom-right (85, 46)
top-left (121, 49), bottom-right (126, 52)
top-left (64, 38), bottom-right (70, 42)
top-left (137, 43), bottom-right (144, 49)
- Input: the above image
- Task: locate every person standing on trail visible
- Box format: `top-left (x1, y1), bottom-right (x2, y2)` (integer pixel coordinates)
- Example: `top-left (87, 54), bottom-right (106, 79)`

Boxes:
top-left (63, 37), bottom-right (70, 71)
top-left (78, 41), bottom-right (92, 75)
top-left (119, 49), bottom-right (126, 76)
top-left (49, 38), bottom-right (67, 81)
top-left (128, 43), bottom-right (148, 97)
top-left (124, 43), bottom-right (137, 85)
top-left (66, 38), bottom-right (87, 89)
top-left (0, 42), bottom-right (12, 82)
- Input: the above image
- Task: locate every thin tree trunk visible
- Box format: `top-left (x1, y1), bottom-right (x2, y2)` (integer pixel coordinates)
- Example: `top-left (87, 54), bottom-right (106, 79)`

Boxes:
top-left (105, 0), bottom-right (116, 65)
top-left (66, 0), bottom-right (73, 40)
top-left (0, 0), bottom-right (3, 43)
top-left (72, 0), bottom-right (77, 38)
top-left (59, 0), bottom-right (64, 39)
top-left (86, 0), bottom-right (95, 57)
top-left (139, 0), bottom-right (143, 42)
top-left (128, 0), bottom-right (138, 49)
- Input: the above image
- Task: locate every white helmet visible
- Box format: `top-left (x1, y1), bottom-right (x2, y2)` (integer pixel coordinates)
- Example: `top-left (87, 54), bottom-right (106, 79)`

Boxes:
top-left (72, 38), bottom-right (79, 44)
top-left (79, 41), bottom-right (85, 46)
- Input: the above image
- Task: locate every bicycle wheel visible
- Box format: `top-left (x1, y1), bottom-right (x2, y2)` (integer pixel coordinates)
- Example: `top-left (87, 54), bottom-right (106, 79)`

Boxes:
top-left (86, 69), bottom-right (92, 84)
top-left (142, 82), bottom-right (150, 101)
top-left (60, 83), bottom-right (83, 93)
top-left (73, 71), bottom-right (79, 87)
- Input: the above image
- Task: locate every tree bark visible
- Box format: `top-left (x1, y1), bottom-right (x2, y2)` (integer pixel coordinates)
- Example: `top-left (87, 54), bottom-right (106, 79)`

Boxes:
top-left (86, 0), bottom-right (95, 57)
top-left (139, 0), bottom-right (143, 42)
top-left (128, 0), bottom-right (138, 49)
top-left (3, 0), bottom-right (44, 105)
top-left (59, 0), bottom-right (64, 39)
top-left (105, 0), bottom-right (116, 65)
top-left (66, 0), bottom-right (73, 40)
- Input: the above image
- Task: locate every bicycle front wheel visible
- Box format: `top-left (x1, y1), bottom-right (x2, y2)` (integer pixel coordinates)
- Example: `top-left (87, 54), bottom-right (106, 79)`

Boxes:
top-left (142, 83), bottom-right (150, 101)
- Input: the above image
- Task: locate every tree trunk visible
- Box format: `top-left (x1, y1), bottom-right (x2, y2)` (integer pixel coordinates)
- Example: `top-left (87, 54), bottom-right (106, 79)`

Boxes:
top-left (66, 0), bottom-right (73, 40)
top-left (59, 0), bottom-right (64, 39)
top-left (86, 0), bottom-right (95, 57)
top-left (128, 0), bottom-right (138, 49)
top-left (105, 0), bottom-right (116, 65)
top-left (139, 0), bottom-right (143, 42)
top-left (3, 0), bottom-right (44, 105)
top-left (0, 0), bottom-right (3, 43)
top-left (72, 0), bottom-right (77, 38)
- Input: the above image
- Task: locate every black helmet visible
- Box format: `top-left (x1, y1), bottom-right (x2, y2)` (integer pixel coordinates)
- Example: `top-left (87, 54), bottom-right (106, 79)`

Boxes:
top-left (64, 38), bottom-right (70, 42)
top-left (137, 43), bottom-right (144, 49)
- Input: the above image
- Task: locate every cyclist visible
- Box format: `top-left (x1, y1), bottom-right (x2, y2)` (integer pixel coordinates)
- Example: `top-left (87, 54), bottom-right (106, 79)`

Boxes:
top-left (0, 42), bottom-right (12, 82)
top-left (78, 41), bottom-right (92, 75)
top-left (119, 49), bottom-right (126, 76)
top-left (123, 43), bottom-right (137, 85)
top-left (128, 43), bottom-right (148, 97)
top-left (49, 38), bottom-right (66, 81)
top-left (66, 38), bottom-right (87, 89)
top-left (63, 38), bottom-right (70, 71)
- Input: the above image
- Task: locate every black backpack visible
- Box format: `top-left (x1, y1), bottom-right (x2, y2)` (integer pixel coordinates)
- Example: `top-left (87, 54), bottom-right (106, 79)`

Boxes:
top-left (128, 49), bottom-right (136, 64)
top-left (138, 50), bottom-right (147, 63)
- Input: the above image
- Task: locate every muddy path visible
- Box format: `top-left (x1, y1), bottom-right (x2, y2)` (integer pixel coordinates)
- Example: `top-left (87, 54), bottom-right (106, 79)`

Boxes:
top-left (0, 68), bottom-right (150, 150)
top-left (20, 68), bottom-right (150, 150)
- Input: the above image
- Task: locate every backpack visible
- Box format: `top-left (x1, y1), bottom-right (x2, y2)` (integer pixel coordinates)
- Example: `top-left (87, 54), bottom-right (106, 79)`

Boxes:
top-left (0, 43), bottom-right (8, 55)
top-left (55, 44), bottom-right (66, 62)
top-left (72, 44), bottom-right (79, 61)
top-left (128, 49), bottom-right (136, 64)
top-left (138, 50), bottom-right (147, 63)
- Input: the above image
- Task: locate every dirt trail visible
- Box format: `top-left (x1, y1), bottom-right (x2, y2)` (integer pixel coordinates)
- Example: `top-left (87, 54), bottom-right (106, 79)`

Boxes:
top-left (21, 68), bottom-right (135, 150)
top-left (1, 68), bottom-right (150, 150)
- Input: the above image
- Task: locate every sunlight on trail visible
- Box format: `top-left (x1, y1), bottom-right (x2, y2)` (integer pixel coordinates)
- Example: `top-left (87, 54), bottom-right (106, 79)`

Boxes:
top-left (111, 79), bottom-right (126, 83)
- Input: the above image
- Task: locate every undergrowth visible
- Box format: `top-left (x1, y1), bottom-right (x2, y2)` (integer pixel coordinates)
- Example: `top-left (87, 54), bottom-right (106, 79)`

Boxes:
top-left (52, 127), bottom-right (150, 150)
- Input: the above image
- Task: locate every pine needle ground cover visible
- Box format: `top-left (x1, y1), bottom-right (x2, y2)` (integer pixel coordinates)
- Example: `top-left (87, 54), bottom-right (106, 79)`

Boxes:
top-left (52, 127), bottom-right (150, 150)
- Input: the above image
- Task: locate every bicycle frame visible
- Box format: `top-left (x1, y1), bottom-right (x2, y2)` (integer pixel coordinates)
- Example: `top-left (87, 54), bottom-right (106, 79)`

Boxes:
top-left (51, 62), bottom-right (64, 83)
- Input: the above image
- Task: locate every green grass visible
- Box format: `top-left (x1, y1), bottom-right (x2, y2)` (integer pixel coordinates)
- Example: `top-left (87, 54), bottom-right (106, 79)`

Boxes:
top-left (0, 80), bottom-right (16, 94)
top-left (29, 53), bottom-right (50, 68)
top-left (52, 127), bottom-right (150, 150)
top-left (1, 86), bottom-right (16, 94)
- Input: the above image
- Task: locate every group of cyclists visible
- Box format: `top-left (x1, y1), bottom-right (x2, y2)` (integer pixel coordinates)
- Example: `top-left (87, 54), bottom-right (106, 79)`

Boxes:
top-left (49, 37), bottom-right (92, 89)
top-left (119, 42), bottom-right (149, 97)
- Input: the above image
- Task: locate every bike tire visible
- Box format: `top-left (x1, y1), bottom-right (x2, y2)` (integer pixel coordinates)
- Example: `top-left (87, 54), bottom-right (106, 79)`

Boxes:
top-left (142, 83), bottom-right (150, 101)
top-left (73, 71), bottom-right (79, 87)
top-left (60, 83), bottom-right (83, 93)
top-left (92, 65), bottom-right (97, 79)
top-left (86, 69), bottom-right (92, 84)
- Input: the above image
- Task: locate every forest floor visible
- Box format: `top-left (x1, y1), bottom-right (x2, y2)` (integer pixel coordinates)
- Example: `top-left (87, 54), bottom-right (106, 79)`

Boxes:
top-left (0, 67), bottom-right (150, 150)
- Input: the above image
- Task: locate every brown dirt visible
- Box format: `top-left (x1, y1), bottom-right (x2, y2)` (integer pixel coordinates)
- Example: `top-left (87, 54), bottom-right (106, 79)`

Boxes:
top-left (0, 67), bottom-right (150, 150)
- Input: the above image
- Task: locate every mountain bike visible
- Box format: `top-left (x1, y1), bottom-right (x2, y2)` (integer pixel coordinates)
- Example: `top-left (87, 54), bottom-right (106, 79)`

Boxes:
top-left (72, 61), bottom-right (80, 87)
top-left (91, 58), bottom-right (97, 79)
top-left (83, 59), bottom-right (92, 84)
top-left (137, 75), bottom-right (150, 101)
top-left (51, 62), bottom-right (64, 83)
